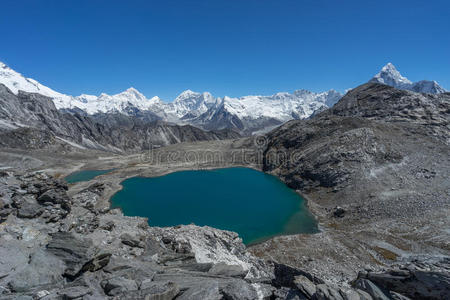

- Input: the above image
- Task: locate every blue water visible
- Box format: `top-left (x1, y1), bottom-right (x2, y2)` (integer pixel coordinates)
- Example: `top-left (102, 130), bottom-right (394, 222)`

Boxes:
top-left (65, 169), bottom-right (115, 184)
top-left (110, 167), bottom-right (318, 244)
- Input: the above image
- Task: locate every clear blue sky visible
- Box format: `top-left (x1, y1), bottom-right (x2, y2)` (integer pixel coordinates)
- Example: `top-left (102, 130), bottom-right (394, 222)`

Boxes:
top-left (1, 0), bottom-right (449, 100)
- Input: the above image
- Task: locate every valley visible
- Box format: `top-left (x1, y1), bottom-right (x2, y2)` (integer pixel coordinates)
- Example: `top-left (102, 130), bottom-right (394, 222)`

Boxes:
top-left (0, 63), bottom-right (449, 299)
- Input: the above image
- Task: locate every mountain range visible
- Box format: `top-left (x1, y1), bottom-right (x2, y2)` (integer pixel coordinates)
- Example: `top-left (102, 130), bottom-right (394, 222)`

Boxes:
top-left (0, 61), bottom-right (447, 135)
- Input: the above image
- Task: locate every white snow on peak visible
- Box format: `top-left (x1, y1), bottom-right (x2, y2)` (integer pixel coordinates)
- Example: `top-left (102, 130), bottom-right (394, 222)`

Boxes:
top-left (371, 62), bottom-right (412, 88)
top-left (0, 60), bottom-right (164, 114)
top-left (0, 61), bottom-right (72, 103)
top-left (217, 89), bottom-right (342, 121)
top-left (370, 63), bottom-right (446, 94)
top-left (0, 60), bottom-right (346, 127)
top-left (167, 89), bottom-right (216, 119)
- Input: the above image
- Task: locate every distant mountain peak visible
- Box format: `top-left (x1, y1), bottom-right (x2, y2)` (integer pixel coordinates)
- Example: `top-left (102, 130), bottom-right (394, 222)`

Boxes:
top-left (370, 63), bottom-right (446, 94)
top-left (125, 87), bottom-right (140, 93)
top-left (371, 63), bottom-right (412, 87)
top-left (176, 89), bottom-right (200, 100)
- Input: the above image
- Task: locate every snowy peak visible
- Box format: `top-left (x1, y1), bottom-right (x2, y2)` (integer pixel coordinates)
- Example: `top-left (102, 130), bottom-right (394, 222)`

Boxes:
top-left (370, 63), bottom-right (446, 94)
top-left (175, 89), bottom-right (199, 101)
top-left (370, 63), bottom-right (412, 88)
top-left (411, 80), bottom-right (447, 94)
top-left (0, 61), bottom-right (163, 114)
top-left (0, 61), bottom-right (69, 99)
top-left (168, 89), bottom-right (216, 119)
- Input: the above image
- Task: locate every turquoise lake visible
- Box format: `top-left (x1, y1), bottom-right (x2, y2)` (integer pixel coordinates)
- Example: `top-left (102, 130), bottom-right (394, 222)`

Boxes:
top-left (65, 169), bottom-right (115, 184)
top-left (110, 167), bottom-right (318, 244)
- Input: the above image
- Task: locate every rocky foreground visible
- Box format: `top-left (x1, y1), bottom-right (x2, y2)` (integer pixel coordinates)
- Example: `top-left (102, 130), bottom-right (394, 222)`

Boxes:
top-left (0, 171), bottom-right (449, 299)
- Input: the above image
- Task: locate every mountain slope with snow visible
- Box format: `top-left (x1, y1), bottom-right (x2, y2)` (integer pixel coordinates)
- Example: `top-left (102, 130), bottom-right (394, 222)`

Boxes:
top-left (0, 61), bottom-right (164, 115)
top-left (0, 60), bottom-right (345, 134)
top-left (190, 89), bottom-right (342, 134)
top-left (370, 63), bottom-right (447, 94)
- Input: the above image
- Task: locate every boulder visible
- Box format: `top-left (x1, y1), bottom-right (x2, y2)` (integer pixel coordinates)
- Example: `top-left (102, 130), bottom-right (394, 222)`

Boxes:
top-left (221, 280), bottom-right (259, 300)
top-left (58, 286), bottom-right (92, 299)
top-left (314, 284), bottom-right (345, 300)
top-left (333, 206), bottom-right (346, 218)
top-left (273, 263), bottom-right (324, 288)
top-left (139, 281), bottom-right (180, 300)
top-left (208, 262), bottom-right (248, 278)
top-left (17, 201), bottom-right (43, 218)
top-left (177, 281), bottom-right (220, 300)
top-left (358, 266), bottom-right (450, 300)
top-left (100, 276), bottom-right (138, 296)
top-left (121, 233), bottom-right (144, 248)
top-left (353, 279), bottom-right (390, 300)
top-left (294, 275), bottom-right (316, 298)
top-left (37, 189), bottom-right (71, 211)
top-left (6, 250), bottom-right (65, 293)
top-left (46, 232), bottom-right (106, 278)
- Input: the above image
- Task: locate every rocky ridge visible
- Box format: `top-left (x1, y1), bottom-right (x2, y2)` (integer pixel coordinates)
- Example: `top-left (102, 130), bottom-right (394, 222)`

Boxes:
top-left (247, 82), bottom-right (450, 289)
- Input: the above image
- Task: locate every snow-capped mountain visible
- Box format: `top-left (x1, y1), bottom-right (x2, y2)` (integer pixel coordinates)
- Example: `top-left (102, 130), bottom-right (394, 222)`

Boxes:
top-left (0, 60), bottom-right (344, 134)
top-left (190, 89), bottom-right (342, 134)
top-left (0, 61), bottom-right (163, 115)
top-left (166, 90), bottom-right (217, 119)
top-left (370, 63), bottom-right (447, 94)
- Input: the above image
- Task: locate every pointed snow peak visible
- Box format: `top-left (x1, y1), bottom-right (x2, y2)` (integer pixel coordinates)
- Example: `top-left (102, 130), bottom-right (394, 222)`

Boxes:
top-left (382, 62), bottom-right (396, 71)
top-left (175, 89), bottom-right (202, 102)
top-left (126, 87), bottom-right (139, 93)
top-left (369, 63), bottom-right (446, 94)
top-left (371, 63), bottom-right (412, 87)
top-left (122, 87), bottom-right (144, 96)
top-left (0, 61), bottom-right (8, 69)
top-left (115, 87), bottom-right (148, 101)
top-left (179, 89), bottom-right (199, 97)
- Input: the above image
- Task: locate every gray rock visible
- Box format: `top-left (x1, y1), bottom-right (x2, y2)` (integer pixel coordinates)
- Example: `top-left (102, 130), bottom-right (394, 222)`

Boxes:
top-left (37, 189), bottom-right (71, 211)
top-left (314, 284), bottom-right (344, 300)
top-left (273, 287), bottom-right (305, 300)
top-left (177, 281), bottom-right (220, 300)
top-left (208, 262), bottom-right (248, 278)
top-left (120, 233), bottom-right (144, 248)
top-left (294, 275), bottom-right (316, 298)
top-left (99, 220), bottom-right (114, 231)
top-left (17, 201), bottom-right (43, 218)
top-left (35, 290), bottom-right (50, 299)
top-left (81, 253), bottom-right (111, 273)
top-left (353, 279), bottom-right (390, 300)
top-left (359, 266), bottom-right (450, 300)
top-left (100, 276), bottom-right (138, 296)
top-left (177, 262), bottom-right (213, 273)
top-left (344, 289), bottom-right (373, 300)
top-left (58, 286), bottom-right (91, 299)
top-left (46, 232), bottom-right (97, 278)
top-left (139, 281), bottom-right (180, 300)
top-left (389, 291), bottom-right (411, 300)
top-left (221, 280), bottom-right (258, 300)
top-left (273, 263), bottom-right (323, 288)
top-left (6, 250), bottom-right (65, 293)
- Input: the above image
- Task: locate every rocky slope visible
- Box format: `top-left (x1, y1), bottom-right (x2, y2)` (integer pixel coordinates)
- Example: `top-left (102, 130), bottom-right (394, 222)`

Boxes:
top-left (0, 84), bottom-right (240, 152)
top-left (248, 82), bottom-right (450, 286)
top-left (1, 171), bottom-right (448, 299)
